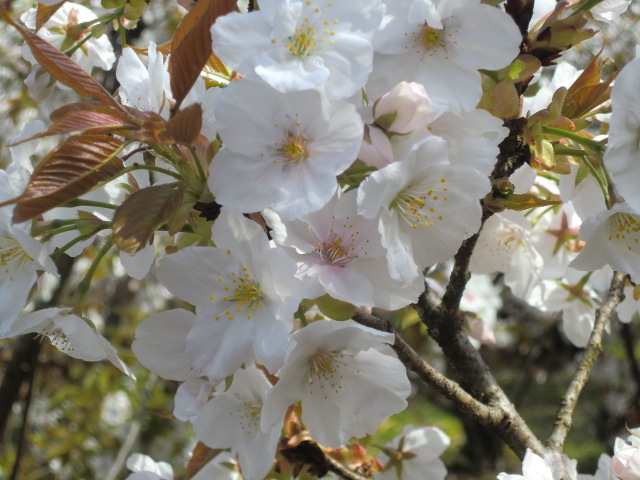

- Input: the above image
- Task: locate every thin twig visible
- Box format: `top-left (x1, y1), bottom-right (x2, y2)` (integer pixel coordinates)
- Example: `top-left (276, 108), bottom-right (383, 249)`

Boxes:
top-left (105, 374), bottom-right (158, 480)
top-left (322, 450), bottom-right (368, 480)
top-left (547, 271), bottom-right (626, 452)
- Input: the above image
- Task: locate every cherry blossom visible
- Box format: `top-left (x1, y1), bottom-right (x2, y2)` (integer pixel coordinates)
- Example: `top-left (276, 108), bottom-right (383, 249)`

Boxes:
top-left (570, 202), bottom-right (640, 283)
top-left (125, 454), bottom-right (173, 480)
top-left (261, 319), bottom-right (411, 448)
top-left (155, 211), bottom-right (304, 378)
top-left (195, 366), bottom-right (281, 480)
top-left (497, 449), bottom-right (556, 480)
top-left (359, 136), bottom-right (488, 284)
top-left (470, 210), bottom-right (544, 300)
top-left (602, 57), bottom-right (640, 212)
top-left (21, 3), bottom-right (115, 77)
top-left (211, 0), bottom-right (384, 99)
top-left (210, 79), bottom-right (363, 219)
top-left (265, 189), bottom-right (423, 310)
top-left (3, 308), bottom-right (134, 378)
top-left (377, 425), bottom-right (450, 480)
top-left (369, 0), bottom-right (521, 112)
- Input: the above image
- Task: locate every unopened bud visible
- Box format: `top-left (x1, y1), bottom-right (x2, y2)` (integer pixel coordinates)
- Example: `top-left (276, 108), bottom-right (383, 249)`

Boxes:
top-left (374, 82), bottom-right (441, 135)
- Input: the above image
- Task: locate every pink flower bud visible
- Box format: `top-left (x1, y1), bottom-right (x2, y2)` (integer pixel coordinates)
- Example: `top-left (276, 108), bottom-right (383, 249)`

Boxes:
top-left (358, 124), bottom-right (393, 168)
top-left (373, 82), bottom-right (441, 135)
top-left (612, 446), bottom-right (640, 480)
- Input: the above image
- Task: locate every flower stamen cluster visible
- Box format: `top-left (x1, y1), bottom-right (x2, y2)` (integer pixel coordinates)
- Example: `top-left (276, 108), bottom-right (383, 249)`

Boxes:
top-left (391, 179), bottom-right (449, 230)
top-left (212, 266), bottom-right (264, 321)
top-left (609, 213), bottom-right (640, 252)
top-left (0, 236), bottom-right (31, 278)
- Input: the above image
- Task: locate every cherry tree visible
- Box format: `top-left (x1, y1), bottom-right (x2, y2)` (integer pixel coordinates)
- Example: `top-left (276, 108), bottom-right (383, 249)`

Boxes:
top-left (0, 0), bottom-right (639, 479)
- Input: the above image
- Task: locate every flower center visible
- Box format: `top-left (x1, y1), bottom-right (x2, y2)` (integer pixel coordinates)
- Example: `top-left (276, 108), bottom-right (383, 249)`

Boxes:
top-left (212, 265), bottom-right (265, 321)
top-left (288, 22), bottom-right (318, 57)
top-left (313, 237), bottom-right (354, 266)
top-left (609, 212), bottom-right (640, 254)
top-left (307, 349), bottom-right (355, 397)
top-left (232, 392), bottom-right (262, 434)
top-left (233, 279), bottom-right (262, 305)
top-left (418, 25), bottom-right (445, 49)
top-left (278, 132), bottom-right (308, 163)
top-left (408, 20), bottom-right (455, 59)
top-left (390, 179), bottom-right (449, 230)
top-left (0, 235), bottom-right (31, 281)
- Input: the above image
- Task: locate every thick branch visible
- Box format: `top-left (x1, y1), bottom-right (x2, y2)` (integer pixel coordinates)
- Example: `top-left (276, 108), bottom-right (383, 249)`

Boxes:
top-left (352, 308), bottom-right (543, 458)
top-left (547, 271), bottom-right (626, 452)
top-left (415, 293), bottom-right (544, 457)
top-left (353, 309), bottom-right (492, 420)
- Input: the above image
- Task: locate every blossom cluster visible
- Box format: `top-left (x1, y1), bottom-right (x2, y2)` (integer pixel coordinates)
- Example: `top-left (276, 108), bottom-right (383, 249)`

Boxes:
top-left (1, 0), bottom-right (638, 478)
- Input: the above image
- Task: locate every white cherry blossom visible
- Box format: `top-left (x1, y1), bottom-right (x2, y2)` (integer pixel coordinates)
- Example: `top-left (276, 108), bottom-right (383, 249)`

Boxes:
top-left (369, 0), bottom-right (521, 112)
top-left (261, 319), bottom-right (411, 448)
top-left (498, 449), bottom-right (555, 480)
top-left (358, 136), bottom-right (487, 284)
top-left (210, 79), bottom-right (363, 219)
top-left (155, 210), bottom-right (304, 379)
top-left (470, 210), bottom-right (544, 300)
top-left (602, 57), bottom-right (640, 213)
top-left (21, 3), bottom-right (115, 76)
top-left (211, 0), bottom-right (384, 99)
top-left (377, 425), bottom-right (450, 480)
top-left (570, 202), bottom-right (640, 283)
top-left (265, 189), bottom-right (423, 310)
top-left (125, 454), bottom-right (173, 480)
top-left (4, 308), bottom-right (134, 378)
top-left (195, 366), bottom-right (281, 480)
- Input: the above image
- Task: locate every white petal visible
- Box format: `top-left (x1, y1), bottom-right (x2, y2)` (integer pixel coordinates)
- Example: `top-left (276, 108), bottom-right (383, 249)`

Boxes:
top-left (132, 309), bottom-right (197, 381)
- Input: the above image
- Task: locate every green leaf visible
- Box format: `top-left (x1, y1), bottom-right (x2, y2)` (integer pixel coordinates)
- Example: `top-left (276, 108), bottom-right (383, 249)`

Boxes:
top-left (504, 193), bottom-right (562, 211)
top-left (375, 111), bottom-right (397, 131)
top-left (314, 294), bottom-right (356, 321)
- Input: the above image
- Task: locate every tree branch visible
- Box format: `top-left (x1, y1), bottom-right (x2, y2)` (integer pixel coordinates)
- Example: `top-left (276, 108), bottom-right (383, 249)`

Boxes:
top-left (352, 307), bottom-right (544, 458)
top-left (547, 271), bottom-right (626, 452)
top-left (353, 308), bottom-right (492, 420)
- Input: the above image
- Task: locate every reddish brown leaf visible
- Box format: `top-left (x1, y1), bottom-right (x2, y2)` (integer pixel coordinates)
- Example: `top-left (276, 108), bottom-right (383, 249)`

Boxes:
top-left (162, 103), bottom-right (203, 145)
top-left (11, 135), bottom-right (124, 223)
top-left (112, 184), bottom-right (185, 255)
top-left (35, 1), bottom-right (65, 31)
top-left (127, 110), bottom-right (169, 144)
top-left (131, 42), bottom-right (171, 57)
top-left (186, 442), bottom-right (223, 479)
top-left (169, 0), bottom-right (236, 113)
top-left (23, 102), bottom-right (138, 140)
top-left (1, 8), bottom-right (121, 109)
